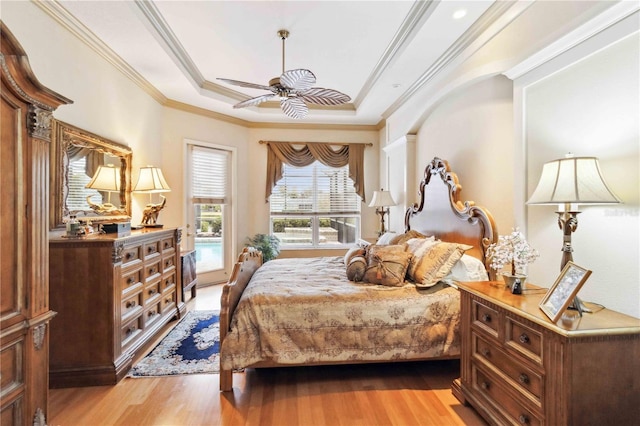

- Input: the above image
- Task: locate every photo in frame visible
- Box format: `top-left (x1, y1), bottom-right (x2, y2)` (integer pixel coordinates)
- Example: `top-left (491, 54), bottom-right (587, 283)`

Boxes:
top-left (539, 261), bottom-right (592, 323)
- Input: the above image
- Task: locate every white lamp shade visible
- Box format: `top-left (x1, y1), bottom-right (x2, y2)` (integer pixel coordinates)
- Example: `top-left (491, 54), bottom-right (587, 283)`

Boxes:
top-left (85, 164), bottom-right (120, 192)
top-left (134, 166), bottom-right (171, 193)
top-left (369, 189), bottom-right (396, 208)
top-left (527, 156), bottom-right (620, 205)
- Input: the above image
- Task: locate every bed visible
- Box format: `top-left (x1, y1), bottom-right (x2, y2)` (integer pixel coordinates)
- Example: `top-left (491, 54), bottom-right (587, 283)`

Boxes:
top-left (219, 157), bottom-right (497, 391)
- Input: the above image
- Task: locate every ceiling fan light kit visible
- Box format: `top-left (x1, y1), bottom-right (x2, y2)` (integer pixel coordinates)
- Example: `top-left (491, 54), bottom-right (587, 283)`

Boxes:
top-left (218, 29), bottom-right (351, 119)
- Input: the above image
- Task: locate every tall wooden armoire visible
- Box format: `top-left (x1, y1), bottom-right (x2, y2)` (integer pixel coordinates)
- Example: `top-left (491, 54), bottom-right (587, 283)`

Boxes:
top-left (1, 22), bottom-right (72, 425)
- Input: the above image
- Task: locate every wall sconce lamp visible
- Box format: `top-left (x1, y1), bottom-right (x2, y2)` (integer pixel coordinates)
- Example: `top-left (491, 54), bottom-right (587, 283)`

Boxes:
top-left (85, 164), bottom-right (122, 214)
top-left (133, 165), bottom-right (171, 227)
top-left (527, 153), bottom-right (620, 314)
top-left (369, 188), bottom-right (396, 236)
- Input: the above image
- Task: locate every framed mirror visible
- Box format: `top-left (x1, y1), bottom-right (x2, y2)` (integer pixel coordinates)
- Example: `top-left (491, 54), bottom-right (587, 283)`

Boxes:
top-left (50, 120), bottom-right (132, 229)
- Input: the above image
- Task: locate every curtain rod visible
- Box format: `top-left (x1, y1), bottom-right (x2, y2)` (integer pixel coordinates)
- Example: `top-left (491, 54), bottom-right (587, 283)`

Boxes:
top-left (259, 140), bottom-right (373, 147)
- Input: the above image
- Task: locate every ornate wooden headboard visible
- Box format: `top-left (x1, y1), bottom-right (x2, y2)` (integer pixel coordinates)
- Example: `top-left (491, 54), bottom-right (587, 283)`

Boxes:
top-left (405, 157), bottom-right (498, 279)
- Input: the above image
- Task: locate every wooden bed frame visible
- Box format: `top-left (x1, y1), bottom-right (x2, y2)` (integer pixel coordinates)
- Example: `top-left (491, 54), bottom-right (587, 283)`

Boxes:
top-left (219, 157), bottom-right (497, 391)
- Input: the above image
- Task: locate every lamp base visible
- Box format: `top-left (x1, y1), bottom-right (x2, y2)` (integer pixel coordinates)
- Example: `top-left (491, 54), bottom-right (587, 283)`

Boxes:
top-left (142, 223), bottom-right (164, 228)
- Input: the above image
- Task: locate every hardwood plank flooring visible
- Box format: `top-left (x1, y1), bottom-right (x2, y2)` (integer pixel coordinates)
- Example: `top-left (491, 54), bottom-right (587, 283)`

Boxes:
top-left (49, 285), bottom-right (485, 426)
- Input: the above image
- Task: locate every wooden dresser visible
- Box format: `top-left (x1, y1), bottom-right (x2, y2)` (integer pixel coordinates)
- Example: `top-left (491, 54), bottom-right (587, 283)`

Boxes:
top-left (48, 228), bottom-right (185, 387)
top-left (453, 281), bottom-right (640, 425)
top-left (1, 23), bottom-right (72, 426)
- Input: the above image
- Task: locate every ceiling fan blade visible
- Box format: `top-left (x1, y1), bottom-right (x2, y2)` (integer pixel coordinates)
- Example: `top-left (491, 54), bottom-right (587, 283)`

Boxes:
top-left (298, 87), bottom-right (351, 105)
top-left (217, 78), bottom-right (276, 92)
top-left (281, 97), bottom-right (308, 119)
top-left (233, 93), bottom-right (276, 109)
top-left (280, 69), bottom-right (316, 91)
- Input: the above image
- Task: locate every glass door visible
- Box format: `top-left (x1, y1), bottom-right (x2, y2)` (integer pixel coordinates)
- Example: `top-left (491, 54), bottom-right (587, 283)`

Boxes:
top-left (186, 143), bottom-right (231, 284)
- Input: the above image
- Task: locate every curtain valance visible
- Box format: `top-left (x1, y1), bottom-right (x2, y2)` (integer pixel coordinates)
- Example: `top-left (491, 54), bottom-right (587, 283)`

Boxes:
top-left (264, 141), bottom-right (366, 202)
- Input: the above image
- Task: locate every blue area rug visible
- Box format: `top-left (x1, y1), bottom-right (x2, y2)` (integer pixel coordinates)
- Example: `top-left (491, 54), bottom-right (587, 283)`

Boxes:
top-left (128, 310), bottom-right (220, 377)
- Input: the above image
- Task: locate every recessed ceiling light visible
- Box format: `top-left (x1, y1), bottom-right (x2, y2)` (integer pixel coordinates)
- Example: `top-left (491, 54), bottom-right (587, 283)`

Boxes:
top-left (453, 9), bottom-right (467, 20)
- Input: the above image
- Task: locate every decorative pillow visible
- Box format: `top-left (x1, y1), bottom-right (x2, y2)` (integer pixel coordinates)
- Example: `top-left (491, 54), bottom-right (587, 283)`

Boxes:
top-left (376, 231), bottom-right (397, 245)
top-left (443, 254), bottom-right (489, 283)
top-left (346, 255), bottom-right (367, 282)
top-left (390, 230), bottom-right (432, 245)
top-left (363, 244), bottom-right (413, 287)
top-left (344, 246), bottom-right (366, 266)
top-left (406, 239), bottom-right (472, 287)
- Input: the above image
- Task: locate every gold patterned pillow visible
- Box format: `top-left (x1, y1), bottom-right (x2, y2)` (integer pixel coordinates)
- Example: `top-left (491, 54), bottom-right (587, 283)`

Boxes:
top-left (406, 238), bottom-right (472, 287)
top-left (363, 244), bottom-right (413, 287)
top-left (389, 230), bottom-right (432, 245)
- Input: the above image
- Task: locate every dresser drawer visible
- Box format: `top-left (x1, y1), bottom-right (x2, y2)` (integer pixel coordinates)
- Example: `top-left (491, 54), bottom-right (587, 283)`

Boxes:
top-left (122, 245), bottom-right (142, 267)
top-left (161, 291), bottom-right (176, 314)
top-left (506, 317), bottom-right (543, 364)
top-left (161, 237), bottom-right (175, 253)
top-left (121, 291), bottom-right (144, 322)
top-left (144, 281), bottom-right (162, 304)
top-left (143, 240), bottom-right (161, 259)
top-left (473, 333), bottom-right (543, 403)
top-left (472, 299), bottom-right (499, 338)
top-left (473, 366), bottom-right (542, 426)
top-left (162, 254), bottom-right (176, 273)
top-left (121, 315), bottom-right (143, 349)
top-left (162, 271), bottom-right (177, 293)
top-left (144, 259), bottom-right (162, 282)
top-left (145, 303), bottom-right (163, 327)
top-left (121, 268), bottom-right (143, 294)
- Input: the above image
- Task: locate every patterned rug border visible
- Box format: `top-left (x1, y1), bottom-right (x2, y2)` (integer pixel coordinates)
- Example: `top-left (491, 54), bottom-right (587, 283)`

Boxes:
top-left (128, 310), bottom-right (220, 378)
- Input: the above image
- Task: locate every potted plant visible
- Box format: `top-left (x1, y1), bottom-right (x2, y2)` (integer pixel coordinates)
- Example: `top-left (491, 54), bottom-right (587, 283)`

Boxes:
top-left (245, 233), bottom-right (281, 262)
top-left (487, 228), bottom-right (539, 288)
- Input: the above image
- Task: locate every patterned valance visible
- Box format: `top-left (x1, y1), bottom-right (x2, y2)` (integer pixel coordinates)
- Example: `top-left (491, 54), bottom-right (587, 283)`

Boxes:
top-left (263, 141), bottom-right (366, 202)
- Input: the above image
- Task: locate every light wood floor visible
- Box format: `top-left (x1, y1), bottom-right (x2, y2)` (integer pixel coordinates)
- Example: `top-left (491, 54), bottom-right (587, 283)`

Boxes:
top-left (49, 285), bottom-right (486, 426)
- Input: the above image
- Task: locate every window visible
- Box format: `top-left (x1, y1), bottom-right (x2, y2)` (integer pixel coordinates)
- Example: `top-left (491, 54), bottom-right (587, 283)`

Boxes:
top-left (67, 157), bottom-right (101, 210)
top-left (270, 161), bottom-right (360, 248)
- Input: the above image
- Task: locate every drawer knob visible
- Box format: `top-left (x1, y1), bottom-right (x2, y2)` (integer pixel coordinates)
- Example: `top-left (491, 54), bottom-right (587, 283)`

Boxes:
top-left (519, 414), bottom-right (530, 424)
top-left (148, 311), bottom-right (157, 317)
top-left (482, 313), bottom-right (491, 323)
top-left (149, 289), bottom-right (156, 295)
top-left (519, 373), bottom-right (530, 385)
top-left (148, 247), bottom-right (153, 252)
top-left (127, 277), bottom-right (134, 284)
top-left (125, 301), bottom-right (136, 309)
top-left (126, 252), bottom-right (133, 259)
top-left (126, 326), bottom-right (136, 335)
top-left (519, 333), bottom-right (530, 344)
top-left (480, 381), bottom-right (490, 391)
top-left (481, 348), bottom-right (490, 357)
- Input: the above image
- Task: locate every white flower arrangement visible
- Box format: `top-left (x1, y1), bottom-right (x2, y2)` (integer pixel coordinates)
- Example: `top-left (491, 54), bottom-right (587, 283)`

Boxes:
top-left (487, 228), bottom-right (539, 276)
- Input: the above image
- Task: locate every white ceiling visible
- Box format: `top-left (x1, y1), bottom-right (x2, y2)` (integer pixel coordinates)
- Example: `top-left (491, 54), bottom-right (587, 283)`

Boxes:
top-left (53, 0), bottom-right (498, 126)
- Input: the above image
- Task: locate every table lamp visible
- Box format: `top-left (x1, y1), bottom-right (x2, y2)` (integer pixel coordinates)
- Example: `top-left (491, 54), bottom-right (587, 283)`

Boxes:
top-left (527, 153), bottom-right (620, 313)
top-left (369, 189), bottom-right (396, 236)
top-left (85, 164), bottom-right (121, 213)
top-left (134, 165), bottom-right (171, 227)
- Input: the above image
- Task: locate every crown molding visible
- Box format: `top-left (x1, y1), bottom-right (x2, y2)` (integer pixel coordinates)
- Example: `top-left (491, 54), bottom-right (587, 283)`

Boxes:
top-left (33, 0), bottom-right (167, 104)
top-left (352, 1), bottom-right (439, 108)
top-left (503, 1), bottom-right (640, 81)
top-left (383, 0), bottom-right (529, 119)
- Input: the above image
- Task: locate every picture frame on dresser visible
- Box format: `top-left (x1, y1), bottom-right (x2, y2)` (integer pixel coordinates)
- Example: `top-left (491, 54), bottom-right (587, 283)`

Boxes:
top-left (539, 261), bottom-right (592, 323)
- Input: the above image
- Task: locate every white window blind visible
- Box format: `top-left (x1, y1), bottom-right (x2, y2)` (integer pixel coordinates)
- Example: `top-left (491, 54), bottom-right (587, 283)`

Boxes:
top-left (191, 146), bottom-right (228, 204)
top-left (270, 162), bottom-right (360, 214)
top-left (67, 157), bottom-right (99, 210)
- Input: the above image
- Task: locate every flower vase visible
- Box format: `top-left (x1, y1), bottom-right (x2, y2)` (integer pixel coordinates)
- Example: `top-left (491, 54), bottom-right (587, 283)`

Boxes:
top-left (502, 274), bottom-right (526, 290)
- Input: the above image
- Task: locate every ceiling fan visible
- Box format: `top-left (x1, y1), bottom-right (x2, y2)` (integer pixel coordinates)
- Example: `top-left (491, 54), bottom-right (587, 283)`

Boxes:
top-left (217, 29), bottom-right (351, 119)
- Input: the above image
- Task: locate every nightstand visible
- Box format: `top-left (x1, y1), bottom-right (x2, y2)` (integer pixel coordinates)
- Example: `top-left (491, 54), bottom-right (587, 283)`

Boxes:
top-left (453, 281), bottom-right (640, 426)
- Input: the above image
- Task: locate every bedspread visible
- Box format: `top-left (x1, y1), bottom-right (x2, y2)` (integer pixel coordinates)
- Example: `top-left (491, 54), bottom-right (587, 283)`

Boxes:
top-left (220, 256), bottom-right (461, 370)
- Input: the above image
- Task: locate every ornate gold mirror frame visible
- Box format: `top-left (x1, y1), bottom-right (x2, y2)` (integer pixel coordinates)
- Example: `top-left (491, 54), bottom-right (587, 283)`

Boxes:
top-left (50, 120), bottom-right (132, 229)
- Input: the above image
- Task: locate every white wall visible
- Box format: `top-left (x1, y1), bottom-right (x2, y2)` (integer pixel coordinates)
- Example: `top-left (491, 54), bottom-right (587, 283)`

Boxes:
top-left (524, 34), bottom-right (640, 318)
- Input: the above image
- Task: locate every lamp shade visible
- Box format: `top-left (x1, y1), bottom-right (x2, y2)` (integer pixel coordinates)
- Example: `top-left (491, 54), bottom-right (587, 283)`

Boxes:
top-left (85, 164), bottom-right (120, 192)
top-left (527, 156), bottom-right (620, 205)
top-left (133, 166), bottom-right (171, 193)
top-left (369, 189), bottom-right (396, 208)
